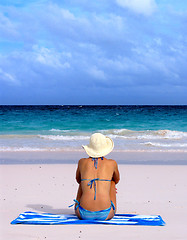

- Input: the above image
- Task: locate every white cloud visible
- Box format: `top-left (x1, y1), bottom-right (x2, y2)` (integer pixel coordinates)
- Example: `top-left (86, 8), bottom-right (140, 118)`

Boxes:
top-left (154, 38), bottom-right (162, 46)
top-left (62, 52), bottom-right (72, 58)
top-left (0, 68), bottom-right (19, 85)
top-left (88, 66), bottom-right (106, 80)
top-left (116, 0), bottom-right (157, 16)
top-left (100, 56), bottom-right (148, 74)
top-left (60, 9), bottom-right (76, 20)
top-left (0, 12), bottom-right (19, 39)
top-left (1, 1), bottom-right (187, 104)
top-left (33, 45), bottom-right (70, 69)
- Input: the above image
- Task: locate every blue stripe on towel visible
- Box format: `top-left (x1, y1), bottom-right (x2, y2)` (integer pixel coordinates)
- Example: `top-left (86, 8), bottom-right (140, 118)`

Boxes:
top-left (11, 211), bottom-right (165, 226)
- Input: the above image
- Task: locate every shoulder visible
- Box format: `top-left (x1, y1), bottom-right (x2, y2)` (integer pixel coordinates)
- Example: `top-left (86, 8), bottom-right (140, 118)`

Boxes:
top-left (78, 158), bottom-right (88, 165)
top-left (105, 158), bottom-right (118, 166)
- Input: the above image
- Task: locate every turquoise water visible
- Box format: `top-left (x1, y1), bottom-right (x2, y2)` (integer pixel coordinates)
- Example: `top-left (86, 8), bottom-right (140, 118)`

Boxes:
top-left (0, 105), bottom-right (187, 152)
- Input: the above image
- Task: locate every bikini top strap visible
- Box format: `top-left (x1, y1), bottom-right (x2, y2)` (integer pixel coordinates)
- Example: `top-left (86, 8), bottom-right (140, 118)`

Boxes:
top-left (81, 178), bottom-right (111, 200)
top-left (81, 178), bottom-right (111, 182)
top-left (91, 157), bottom-right (104, 169)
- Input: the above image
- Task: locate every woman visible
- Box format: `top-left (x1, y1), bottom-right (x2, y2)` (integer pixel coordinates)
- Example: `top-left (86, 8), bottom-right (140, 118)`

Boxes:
top-left (72, 133), bottom-right (120, 220)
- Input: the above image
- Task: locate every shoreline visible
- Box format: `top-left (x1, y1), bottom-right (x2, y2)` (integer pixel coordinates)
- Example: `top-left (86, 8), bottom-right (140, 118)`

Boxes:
top-left (0, 151), bottom-right (187, 165)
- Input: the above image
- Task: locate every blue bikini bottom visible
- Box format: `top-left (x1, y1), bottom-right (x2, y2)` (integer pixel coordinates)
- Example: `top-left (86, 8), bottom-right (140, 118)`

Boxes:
top-left (74, 200), bottom-right (115, 220)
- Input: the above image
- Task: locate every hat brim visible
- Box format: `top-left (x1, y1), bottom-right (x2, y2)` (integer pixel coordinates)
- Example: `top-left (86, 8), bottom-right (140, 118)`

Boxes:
top-left (82, 136), bottom-right (114, 158)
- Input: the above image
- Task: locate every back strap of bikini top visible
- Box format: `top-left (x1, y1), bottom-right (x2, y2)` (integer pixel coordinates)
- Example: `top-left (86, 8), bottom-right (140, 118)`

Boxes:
top-left (92, 157), bottom-right (103, 169)
top-left (81, 178), bottom-right (111, 200)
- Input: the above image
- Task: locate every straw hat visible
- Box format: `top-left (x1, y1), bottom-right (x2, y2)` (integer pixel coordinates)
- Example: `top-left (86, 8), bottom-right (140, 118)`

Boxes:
top-left (82, 133), bottom-right (114, 158)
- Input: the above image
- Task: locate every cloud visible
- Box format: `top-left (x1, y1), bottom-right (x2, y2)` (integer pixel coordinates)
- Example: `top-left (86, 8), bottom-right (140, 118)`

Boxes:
top-left (60, 8), bottom-right (76, 20)
top-left (116, 0), bottom-right (157, 16)
top-left (33, 45), bottom-right (70, 69)
top-left (0, 0), bottom-right (187, 104)
top-left (0, 12), bottom-right (19, 40)
top-left (0, 67), bottom-right (19, 85)
top-left (88, 66), bottom-right (106, 80)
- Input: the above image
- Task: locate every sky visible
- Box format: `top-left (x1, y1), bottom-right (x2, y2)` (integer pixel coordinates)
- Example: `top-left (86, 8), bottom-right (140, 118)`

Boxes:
top-left (0, 0), bottom-right (187, 105)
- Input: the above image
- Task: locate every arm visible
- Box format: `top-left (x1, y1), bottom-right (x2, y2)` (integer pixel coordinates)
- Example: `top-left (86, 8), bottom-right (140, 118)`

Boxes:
top-left (76, 160), bottom-right (81, 184)
top-left (112, 161), bottom-right (120, 184)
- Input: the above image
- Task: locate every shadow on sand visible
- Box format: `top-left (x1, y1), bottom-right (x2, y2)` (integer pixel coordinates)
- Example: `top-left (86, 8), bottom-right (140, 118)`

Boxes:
top-left (26, 204), bottom-right (74, 214)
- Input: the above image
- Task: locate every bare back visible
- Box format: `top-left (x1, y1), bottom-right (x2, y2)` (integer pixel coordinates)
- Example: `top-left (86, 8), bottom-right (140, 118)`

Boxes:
top-left (76, 157), bottom-right (120, 211)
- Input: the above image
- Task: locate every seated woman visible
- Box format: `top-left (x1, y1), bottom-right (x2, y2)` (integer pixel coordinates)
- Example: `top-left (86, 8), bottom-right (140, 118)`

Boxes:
top-left (72, 133), bottom-right (120, 220)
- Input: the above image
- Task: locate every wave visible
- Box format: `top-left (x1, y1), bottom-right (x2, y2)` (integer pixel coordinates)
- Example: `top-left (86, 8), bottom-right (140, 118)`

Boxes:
top-left (0, 129), bottom-right (187, 141)
top-left (100, 129), bottom-right (187, 140)
top-left (0, 147), bottom-right (83, 152)
top-left (49, 129), bottom-right (72, 132)
top-left (38, 135), bottom-right (90, 141)
top-left (0, 147), bottom-right (186, 152)
top-left (0, 147), bottom-right (49, 152)
top-left (143, 142), bottom-right (187, 148)
top-left (0, 129), bottom-right (187, 153)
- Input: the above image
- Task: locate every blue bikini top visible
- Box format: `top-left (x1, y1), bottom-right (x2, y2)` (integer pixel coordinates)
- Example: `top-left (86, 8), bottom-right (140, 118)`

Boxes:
top-left (81, 157), bottom-right (111, 200)
top-left (91, 157), bottom-right (103, 169)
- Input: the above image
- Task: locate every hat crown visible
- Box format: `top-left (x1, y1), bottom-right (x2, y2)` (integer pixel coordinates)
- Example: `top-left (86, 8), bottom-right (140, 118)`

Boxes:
top-left (89, 133), bottom-right (107, 151)
top-left (82, 132), bottom-right (114, 158)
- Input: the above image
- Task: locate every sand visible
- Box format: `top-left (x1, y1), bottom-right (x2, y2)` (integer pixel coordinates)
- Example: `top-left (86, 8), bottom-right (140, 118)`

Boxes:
top-left (0, 152), bottom-right (187, 240)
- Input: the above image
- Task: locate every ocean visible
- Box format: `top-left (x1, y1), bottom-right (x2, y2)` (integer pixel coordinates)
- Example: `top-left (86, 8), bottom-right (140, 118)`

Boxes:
top-left (0, 105), bottom-right (187, 152)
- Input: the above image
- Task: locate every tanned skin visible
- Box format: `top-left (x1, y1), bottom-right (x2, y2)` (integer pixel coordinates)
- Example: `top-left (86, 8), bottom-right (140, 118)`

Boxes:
top-left (75, 157), bottom-right (120, 220)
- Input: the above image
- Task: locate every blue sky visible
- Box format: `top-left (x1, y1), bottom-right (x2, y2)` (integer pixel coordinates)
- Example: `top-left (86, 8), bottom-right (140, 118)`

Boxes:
top-left (0, 0), bottom-right (187, 105)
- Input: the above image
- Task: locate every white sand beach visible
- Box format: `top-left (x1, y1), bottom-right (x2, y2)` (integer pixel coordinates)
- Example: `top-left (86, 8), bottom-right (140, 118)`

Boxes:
top-left (0, 152), bottom-right (187, 240)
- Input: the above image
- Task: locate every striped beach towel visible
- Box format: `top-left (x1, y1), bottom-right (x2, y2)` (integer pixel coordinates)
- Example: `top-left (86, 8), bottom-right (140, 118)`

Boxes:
top-left (11, 211), bottom-right (165, 226)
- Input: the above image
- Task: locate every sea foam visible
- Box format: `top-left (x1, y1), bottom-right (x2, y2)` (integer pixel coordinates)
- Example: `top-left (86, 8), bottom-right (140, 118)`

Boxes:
top-left (0, 129), bottom-right (187, 152)
top-left (100, 129), bottom-right (187, 140)
top-left (38, 135), bottom-right (90, 141)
